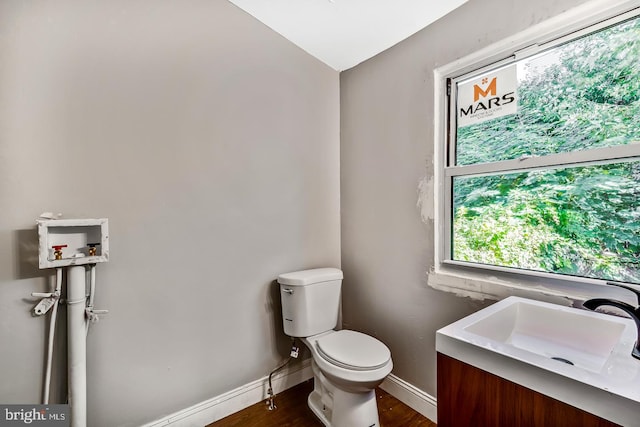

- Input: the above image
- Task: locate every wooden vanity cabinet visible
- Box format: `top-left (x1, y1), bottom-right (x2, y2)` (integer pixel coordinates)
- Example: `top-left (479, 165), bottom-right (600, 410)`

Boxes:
top-left (437, 352), bottom-right (620, 427)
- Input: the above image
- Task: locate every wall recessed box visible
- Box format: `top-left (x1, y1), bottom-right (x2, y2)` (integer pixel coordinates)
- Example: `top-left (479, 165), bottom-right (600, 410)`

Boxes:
top-left (37, 218), bottom-right (109, 269)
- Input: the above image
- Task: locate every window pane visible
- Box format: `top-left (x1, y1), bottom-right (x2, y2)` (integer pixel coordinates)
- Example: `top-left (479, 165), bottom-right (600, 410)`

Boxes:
top-left (456, 16), bottom-right (640, 166)
top-left (452, 161), bottom-right (640, 283)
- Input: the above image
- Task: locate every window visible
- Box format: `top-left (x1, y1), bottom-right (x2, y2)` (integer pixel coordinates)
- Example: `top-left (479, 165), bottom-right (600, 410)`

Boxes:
top-left (444, 8), bottom-right (640, 285)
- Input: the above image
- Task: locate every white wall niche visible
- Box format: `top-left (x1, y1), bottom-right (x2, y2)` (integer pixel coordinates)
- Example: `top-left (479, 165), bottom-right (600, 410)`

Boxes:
top-left (37, 218), bottom-right (109, 269)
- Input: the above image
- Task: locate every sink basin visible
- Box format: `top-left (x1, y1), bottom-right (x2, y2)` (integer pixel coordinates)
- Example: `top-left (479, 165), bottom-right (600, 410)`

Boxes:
top-left (436, 296), bottom-right (640, 426)
top-left (463, 299), bottom-right (625, 373)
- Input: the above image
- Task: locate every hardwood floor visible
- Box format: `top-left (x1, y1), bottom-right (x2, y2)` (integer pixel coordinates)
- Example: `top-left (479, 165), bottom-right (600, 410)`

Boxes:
top-left (207, 379), bottom-right (436, 427)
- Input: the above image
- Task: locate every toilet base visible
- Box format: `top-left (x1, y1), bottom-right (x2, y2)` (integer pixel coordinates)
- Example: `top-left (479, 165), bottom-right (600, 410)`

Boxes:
top-left (308, 367), bottom-right (381, 427)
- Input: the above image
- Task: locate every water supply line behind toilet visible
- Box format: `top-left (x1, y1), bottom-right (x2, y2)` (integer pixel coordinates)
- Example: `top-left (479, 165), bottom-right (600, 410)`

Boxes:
top-left (265, 338), bottom-right (299, 410)
top-left (32, 216), bottom-right (110, 427)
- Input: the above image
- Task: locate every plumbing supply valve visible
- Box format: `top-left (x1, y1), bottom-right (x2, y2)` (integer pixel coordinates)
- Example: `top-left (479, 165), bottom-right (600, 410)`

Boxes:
top-left (86, 307), bottom-right (109, 323)
top-left (87, 243), bottom-right (100, 257)
top-left (267, 390), bottom-right (276, 411)
top-left (290, 345), bottom-right (300, 358)
top-left (51, 245), bottom-right (68, 260)
top-left (32, 290), bottom-right (61, 316)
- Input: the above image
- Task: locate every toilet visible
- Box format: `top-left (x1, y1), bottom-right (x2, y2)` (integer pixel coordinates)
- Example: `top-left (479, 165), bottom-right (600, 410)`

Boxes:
top-left (277, 268), bottom-right (393, 427)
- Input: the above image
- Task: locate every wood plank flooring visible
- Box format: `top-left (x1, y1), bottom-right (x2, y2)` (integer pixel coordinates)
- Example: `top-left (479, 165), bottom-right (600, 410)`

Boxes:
top-left (207, 379), bottom-right (436, 427)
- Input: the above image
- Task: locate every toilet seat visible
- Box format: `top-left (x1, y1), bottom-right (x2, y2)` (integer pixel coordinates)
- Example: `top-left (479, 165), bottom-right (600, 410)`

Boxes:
top-left (316, 330), bottom-right (391, 371)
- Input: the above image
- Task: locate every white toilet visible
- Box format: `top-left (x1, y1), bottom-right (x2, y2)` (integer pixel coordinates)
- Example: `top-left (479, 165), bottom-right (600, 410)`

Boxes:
top-left (277, 268), bottom-right (393, 427)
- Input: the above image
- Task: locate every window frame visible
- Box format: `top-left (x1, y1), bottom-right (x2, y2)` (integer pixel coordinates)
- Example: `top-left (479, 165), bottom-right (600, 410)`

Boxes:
top-left (432, 0), bottom-right (640, 300)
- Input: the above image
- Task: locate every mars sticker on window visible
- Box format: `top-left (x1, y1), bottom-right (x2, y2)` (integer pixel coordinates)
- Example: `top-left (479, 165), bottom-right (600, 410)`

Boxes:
top-left (457, 65), bottom-right (518, 127)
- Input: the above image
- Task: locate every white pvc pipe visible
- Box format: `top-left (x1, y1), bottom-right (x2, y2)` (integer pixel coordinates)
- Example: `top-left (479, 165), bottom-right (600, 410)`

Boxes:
top-left (43, 268), bottom-right (63, 404)
top-left (67, 265), bottom-right (87, 427)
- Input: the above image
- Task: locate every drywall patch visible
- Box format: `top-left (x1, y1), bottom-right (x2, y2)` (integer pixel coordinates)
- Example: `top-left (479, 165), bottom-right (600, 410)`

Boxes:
top-left (417, 176), bottom-right (434, 222)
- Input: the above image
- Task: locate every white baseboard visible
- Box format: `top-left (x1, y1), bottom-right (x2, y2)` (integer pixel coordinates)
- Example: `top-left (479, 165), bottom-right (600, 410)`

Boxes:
top-left (141, 361), bottom-right (437, 427)
top-left (380, 374), bottom-right (438, 424)
top-left (142, 358), bottom-right (313, 427)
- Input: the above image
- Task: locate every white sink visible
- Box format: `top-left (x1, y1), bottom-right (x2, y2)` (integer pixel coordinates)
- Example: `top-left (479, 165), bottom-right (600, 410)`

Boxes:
top-left (436, 296), bottom-right (640, 426)
top-left (463, 299), bottom-right (626, 373)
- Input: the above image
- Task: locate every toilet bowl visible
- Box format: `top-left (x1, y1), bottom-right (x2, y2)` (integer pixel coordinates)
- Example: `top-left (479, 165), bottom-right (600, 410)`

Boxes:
top-left (277, 268), bottom-right (393, 427)
top-left (304, 329), bottom-right (392, 392)
top-left (303, 330), bottom-right (393, 427)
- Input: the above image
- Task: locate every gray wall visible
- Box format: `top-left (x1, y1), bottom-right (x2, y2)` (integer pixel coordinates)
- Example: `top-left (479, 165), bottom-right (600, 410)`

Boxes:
top-left (340, 0), bottom-right (591, 398)
top-left (0, 2), bottom-right (339, 426)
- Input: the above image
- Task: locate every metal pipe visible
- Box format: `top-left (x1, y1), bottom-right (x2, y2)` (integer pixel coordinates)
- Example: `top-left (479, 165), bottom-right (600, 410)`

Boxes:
top-left (67, 265), bottom-right (87, 427)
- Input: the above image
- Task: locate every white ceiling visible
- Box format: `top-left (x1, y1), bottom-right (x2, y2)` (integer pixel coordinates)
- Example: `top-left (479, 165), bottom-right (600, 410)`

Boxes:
top-left (227, 0), bottom-right (468, 71)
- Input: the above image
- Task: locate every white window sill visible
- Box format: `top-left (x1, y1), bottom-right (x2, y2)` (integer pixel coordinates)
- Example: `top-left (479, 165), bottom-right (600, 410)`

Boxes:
top-left (427, 265), bottom-right (628, 306)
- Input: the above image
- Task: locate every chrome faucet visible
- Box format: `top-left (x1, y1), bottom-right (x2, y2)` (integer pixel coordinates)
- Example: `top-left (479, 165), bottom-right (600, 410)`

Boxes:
top-left (583, 282), bottom-right (640, 360)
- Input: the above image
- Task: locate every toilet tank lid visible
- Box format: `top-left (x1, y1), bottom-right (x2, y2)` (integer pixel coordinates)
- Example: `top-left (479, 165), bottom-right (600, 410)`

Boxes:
top-left (277, 268), bottom-right (343, 286)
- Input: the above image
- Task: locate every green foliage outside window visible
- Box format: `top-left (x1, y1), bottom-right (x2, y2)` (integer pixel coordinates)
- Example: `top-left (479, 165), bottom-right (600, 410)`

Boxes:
top-left (453, 17), bottom-right (640, 283)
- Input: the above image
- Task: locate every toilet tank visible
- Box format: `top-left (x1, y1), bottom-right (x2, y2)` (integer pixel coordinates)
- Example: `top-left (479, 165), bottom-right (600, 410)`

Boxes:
top-left (278, 268), bottom-right (343, 337)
